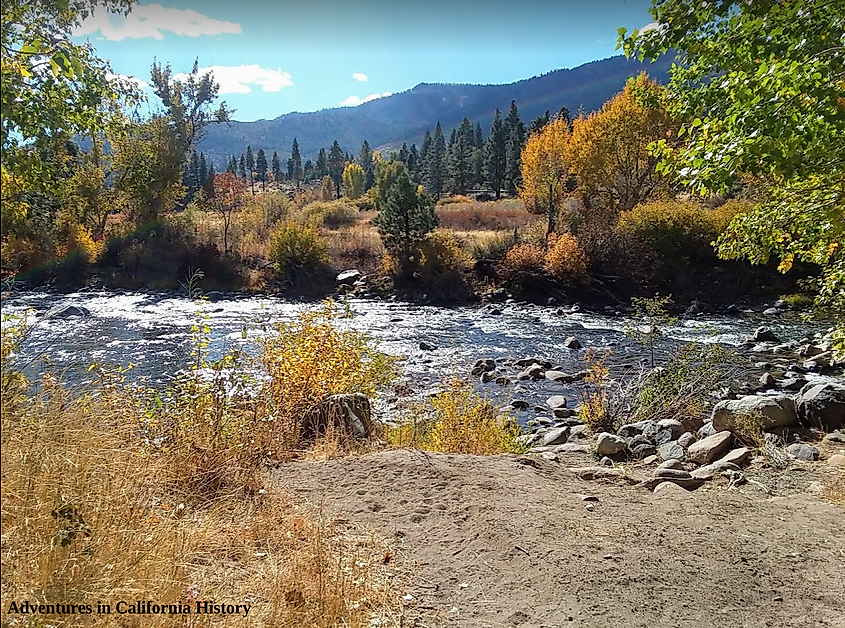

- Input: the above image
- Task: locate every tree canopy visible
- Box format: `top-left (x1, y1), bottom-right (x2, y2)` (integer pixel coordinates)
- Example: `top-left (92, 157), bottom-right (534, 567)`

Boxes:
top-left (620, 0), bottom-right (845, 351)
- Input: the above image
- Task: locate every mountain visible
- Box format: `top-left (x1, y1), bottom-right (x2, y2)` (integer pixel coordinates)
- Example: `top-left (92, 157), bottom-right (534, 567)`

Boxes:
top-left (198, 54), bottom-right (673, 167)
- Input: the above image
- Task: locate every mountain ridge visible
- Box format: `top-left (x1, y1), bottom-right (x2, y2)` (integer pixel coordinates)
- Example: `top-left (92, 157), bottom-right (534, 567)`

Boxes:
top-left (199, 54), bottom-right (673, 166)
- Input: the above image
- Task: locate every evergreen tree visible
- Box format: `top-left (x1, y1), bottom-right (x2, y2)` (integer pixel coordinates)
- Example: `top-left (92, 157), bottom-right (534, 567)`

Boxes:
top-left (423, 122), bottom-right (447, 199)
top-left (485, 109), bottom-right (507, 199)
top-left (290, 138), bottom-right (303, 182)
top-left (202, 162), bottom-right (215, 198)
top-left (328, 140), bottom-right (345, 199)
top-left (373, 167), bottom-right (438, 276)
top-left (303, 159), bottom-right (313, 179)
top-left (557, 106), bottom-right (571, 129)
top-left (419, 131), bottom-right (432, 176)
top-left (238, 154), bottom-right (246, 179)
top-left (408, 144), bottom-right (419, 180)
top-left (287, 156), bottom-right (295, 180)
top-left (358, 139), bottom-right (374, 191)
top-left (529, 110), bottom-right (551, 137)
top-left (199, 152), bottom-right (208, 186)
top-left (446, 117), bottom-right (475, 195)
top-left (245, 145), bottom-right (255, 195)
top-left (185, 150), bottom-right (201, 197)
top-left (316, 148), bottom-right (328, 177)
top-left (473, 121), bottom-right (485, 187)
top-left (227, 155), bottom-right (237, 175)
top-left (255, 149), bottom-right (268, 190)
top-left (271, 151), bottom-right (282, 182)
top-left (399, 142), bottom-right (409, 166)
top-left (504, 101), bottom-right (526, 194)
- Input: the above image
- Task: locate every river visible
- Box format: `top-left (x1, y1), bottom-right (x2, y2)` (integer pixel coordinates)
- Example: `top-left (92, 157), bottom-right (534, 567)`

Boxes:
top-left (1, 290), bottom-right (829, 421)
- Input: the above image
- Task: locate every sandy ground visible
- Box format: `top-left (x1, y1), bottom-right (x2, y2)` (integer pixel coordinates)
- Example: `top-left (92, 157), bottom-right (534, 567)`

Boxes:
top-left (274, 449), bottom-right (845, 628)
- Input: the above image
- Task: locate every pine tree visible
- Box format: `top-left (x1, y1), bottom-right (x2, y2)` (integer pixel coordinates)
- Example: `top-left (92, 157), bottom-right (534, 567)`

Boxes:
top-left (408, 144), bottom-right (419, 180)
top-left (446, 117), bottom-right (475, 195)
top-left (419, 131), bottom-right (432, 176)
top-left (373, 167), bottom-right (438, 276)
top-left (473, 122), bottom-right (485, 186)
top-left (485, 109), bottom-right (507, 199)
top-left (238, 154), bottom-right (246, 179)
top-left (316, 148), bottom-right (328, 177)
top-left (303, 159), bottom-right (313, 179)
top-left (199, 152), bottom-right (208, 186)
top-left (255, 149), bottom-right (268, 190)
top-left (185, 150), bottom-right (201, 198)
top-left (504, 101), bottom-right (526, 195)
top-left (271, 151), bottom-right (282, 182)
top-left (424, 122), bottom-right (446, 199)
top-left (529, 110), bottom-right (551, 137)
top-left (328, 140), bottom-right (345, 199)
top-left (246, 145), bottom-right (255, 195)
top-left (358, 139), bottom-right (374, 191)
top-left (399, 142), bottom-right (409, 166)
top-left (290, 138), bottom-right (303, 182)
top-left (227, 155), bottom-right (237, 175)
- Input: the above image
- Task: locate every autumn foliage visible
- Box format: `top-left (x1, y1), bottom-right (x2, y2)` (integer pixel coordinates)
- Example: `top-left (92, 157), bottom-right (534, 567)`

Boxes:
top-left (568, 73), bottom-right (677, 212)
top-left (544, 233), bottom-right (589, 284)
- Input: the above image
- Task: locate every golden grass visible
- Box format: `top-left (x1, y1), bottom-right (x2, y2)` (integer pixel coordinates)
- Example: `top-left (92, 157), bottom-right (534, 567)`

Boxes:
top-left (325, 224), bottom-right (385, 274)
top-left (435, 199), bottom-right (532, 232)
top-left (0, 307), bottom-right (402, 627)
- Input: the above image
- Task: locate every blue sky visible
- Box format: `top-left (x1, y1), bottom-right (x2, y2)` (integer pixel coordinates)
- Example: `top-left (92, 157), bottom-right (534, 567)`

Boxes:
top-left (72, 0), bottom-right (655, 122)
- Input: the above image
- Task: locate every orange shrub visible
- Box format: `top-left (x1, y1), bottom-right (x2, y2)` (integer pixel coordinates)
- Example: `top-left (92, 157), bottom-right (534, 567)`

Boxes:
top-left (498, 243), bottom-right (545, 279)
top-left (545, 233), bottom-right (589, 284)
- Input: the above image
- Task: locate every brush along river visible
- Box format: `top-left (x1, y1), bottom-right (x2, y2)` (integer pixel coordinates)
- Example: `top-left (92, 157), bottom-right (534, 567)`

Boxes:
top-left (2, 290), bottom-right (834, 424)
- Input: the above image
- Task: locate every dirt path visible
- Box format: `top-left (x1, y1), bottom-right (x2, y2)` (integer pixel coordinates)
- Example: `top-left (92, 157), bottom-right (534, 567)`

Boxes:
top-left (274, 449), bottom-right (845, 628)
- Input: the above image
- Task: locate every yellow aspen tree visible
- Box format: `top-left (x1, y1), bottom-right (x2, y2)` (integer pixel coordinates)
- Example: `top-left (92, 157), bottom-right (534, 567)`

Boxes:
top-left (567, 73), bottom-right (677, 212)
top-left (519, 115), bottom-right (572, 236)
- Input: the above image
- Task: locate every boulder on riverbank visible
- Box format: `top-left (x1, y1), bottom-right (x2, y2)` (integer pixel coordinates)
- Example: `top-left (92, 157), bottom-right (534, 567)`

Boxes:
top-left (711, 395), bottom-right (797, 432)
top-left (300, 393), bottom-right (373, 441)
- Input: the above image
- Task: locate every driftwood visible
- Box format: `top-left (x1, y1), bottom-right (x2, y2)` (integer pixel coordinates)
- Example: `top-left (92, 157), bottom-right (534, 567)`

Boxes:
top-left (300, 393), bottom-right (373, 442)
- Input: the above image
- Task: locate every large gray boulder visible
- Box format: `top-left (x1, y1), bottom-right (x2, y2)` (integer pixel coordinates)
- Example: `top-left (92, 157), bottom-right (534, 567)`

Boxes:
top-left (300, 393), bottom-right (372, 441)
top-left (711, 395), bottom-right (797, 432)
top-left (336, 269), bottom-right (362, 286)
top-left (687, 431), bottom-right (733, 465)
top-left (795, 382), bottom-right (845, 431)
top-left (44, 304), bottom-right (91, 319)
top-left (595, 432), bottom-right (627, 456)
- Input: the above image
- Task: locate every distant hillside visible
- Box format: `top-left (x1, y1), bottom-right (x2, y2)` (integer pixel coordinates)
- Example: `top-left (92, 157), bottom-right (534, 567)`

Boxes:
top-left (199, 54), bottom-right (673, 166)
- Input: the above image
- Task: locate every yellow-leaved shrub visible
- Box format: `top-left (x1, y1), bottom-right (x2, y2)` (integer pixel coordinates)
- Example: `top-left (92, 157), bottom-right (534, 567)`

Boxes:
top-left (498, 243), bottom-right (545, 279)
top-left (269, 221), bottom-right (329, 280)
top-left (544, 233), bottom-right (589, 284)
top-left (260, 301), bottom-right (396, 450)
top-left (385, 379), bottom-right (526, 455)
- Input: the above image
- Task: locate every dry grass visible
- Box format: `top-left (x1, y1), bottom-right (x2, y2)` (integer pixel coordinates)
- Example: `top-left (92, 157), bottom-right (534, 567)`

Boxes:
top-left (435, 199), bottom-right (532, 232)
top-left (824, 471), bottom-right (845, 506)
top-left (0, 307), bottom-right (402, 627)
top-left (325, 224), bottom-right (385, 274)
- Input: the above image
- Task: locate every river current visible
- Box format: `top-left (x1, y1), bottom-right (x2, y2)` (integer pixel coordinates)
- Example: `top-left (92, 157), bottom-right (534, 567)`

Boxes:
top-left (2, 290), bottom-right (829, 421)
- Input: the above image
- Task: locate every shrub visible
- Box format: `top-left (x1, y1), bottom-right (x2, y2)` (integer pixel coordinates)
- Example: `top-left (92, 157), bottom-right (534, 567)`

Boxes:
top-left (1, 316), bottom-right (400, 626)
top-left (544, 233), bottom-right (589, 284)
top-left (384, 379), bottom-right (526, 454)
top-left (260, 301), bottom-right (397, 451)
top-left (300, 200), bottom-right (358, 229)
top-left (613, 199), bottom-right (747, 291)
top-left (409, 230), bottom-right (474, 300)
top-left (467, 230), bottom-right (519, 260)
top-left (60, 223), bottom-right (104, 265)
top-left (269, 221), bottom-right (329, 280)
top-left (498, 243), bottom-right (545, 279)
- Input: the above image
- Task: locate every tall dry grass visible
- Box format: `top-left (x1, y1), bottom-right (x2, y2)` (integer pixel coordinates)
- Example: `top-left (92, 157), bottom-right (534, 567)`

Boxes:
top-left (0, 308), bottom-right (402, 627)
top-left (435, 199), bottom-right (532, 232)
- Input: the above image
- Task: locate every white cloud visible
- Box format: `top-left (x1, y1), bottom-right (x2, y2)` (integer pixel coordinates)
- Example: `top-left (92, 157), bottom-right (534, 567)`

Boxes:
top-left (173, 65), bottom-right (293, 94)
top-left (339, 92), bottom-right (392, 107)
top-left (73, 4), bottom-right (241, 41)
top-left (640, 21), bottom-right (661, 33)
top-left (352, 72), bottom-right (368, 82)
